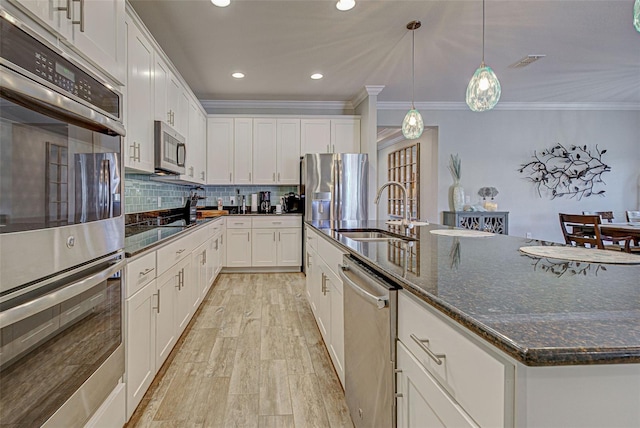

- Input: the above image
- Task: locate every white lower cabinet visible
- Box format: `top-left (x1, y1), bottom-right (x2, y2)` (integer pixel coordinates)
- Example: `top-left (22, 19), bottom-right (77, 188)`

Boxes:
top-left (397, 291), bottom-right (514, 428)
top-left (125, 218), bottom-right (226, 421)
top-left (226, 228), bottom-right (252, 267)
top-left (304, 225), bottom-right (346, 386)
top-left (397, 341), bottom-right (478, 428)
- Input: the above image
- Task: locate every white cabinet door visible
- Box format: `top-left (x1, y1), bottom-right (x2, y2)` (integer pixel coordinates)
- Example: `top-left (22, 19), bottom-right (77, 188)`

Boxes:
top-left (234, 118), bottom-right (253, 184)
top-left (277, 228), bottom-right (301, 266)
top-left (301, 119), bottom-right (331, 154)
top-left (251, 229), bottom-right (277, 267)
top-left (176, 90), bottom-right (190, 139)
top-left (315, 263), bottom-right (331, 343)
top-left (69, 0), bottom-right (125, 84)
top-left (207, 118), bottom-right (234, 184)
top-left (325, 266), bottom-right (345, 386)
top-left (167, 74), bottom-right (181, 129)
top-left (181, 100), bottom-right (205, 183)
top-left (153, 55), bottom-right (169, 123)
top-left (193, 241), bottom-right (207, 310)
top-left (155, 266), bottom-right (178, 369)
top-left (331, 118), bottom-right (360, 153)
top-left (226, 228), bottom-right (252, 267)
top-left (305, 247), bottom-right (320, 315)
top-left (174, 256), bottom-right (192, 335)
top-left (125, 280), bottom-right (156, 420)
top-left (276, 119), bottom-right (301, 184)
top-left (252, 118), bottom-right (277, 184)
top-left (124, 18), bottom-right (154, 173)
top-left (396, 342), bottom-right (477, 428)
top-left (12, 0), bottom-right (67, 34)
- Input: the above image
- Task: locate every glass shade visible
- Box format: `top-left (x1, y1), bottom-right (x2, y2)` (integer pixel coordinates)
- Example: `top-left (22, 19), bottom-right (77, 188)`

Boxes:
top-left (402, 108), bottom-right (424, 139)
top-left (466, 64), bottom-right (501, 112)
top-left (336, 0), bottom-right (355, 11)
top-left (211, 0), bottom-right (230, 7)
top-left (635, 0), bottom-right (640, 32)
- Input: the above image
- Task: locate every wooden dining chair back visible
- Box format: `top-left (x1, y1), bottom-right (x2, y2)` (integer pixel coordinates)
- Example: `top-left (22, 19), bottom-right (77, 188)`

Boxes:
top-left (582, 211), bottom-right (614, 223)
top-left (559, 213), bottom-right (605, 249)
top-left (626, 211), bottom-right (640, 222)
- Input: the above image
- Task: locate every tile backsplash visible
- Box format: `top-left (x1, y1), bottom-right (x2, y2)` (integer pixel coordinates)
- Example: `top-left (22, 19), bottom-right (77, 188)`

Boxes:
top-left (125, 174), bottom-right (297, 214)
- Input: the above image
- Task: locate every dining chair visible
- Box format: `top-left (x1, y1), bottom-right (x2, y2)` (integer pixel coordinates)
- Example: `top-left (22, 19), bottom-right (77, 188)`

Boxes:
top-left (559, 213), bottom-right (632, 252)
top-left (626, 211), bottom-right (640, 222)
top-left (582, 211), bottom-right (614, 223)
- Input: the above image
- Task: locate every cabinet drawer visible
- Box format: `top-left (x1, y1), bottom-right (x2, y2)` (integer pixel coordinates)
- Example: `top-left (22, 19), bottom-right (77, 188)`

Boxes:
top-left (226, 217), bottom-right (252, 229)
top-left (125, 252), bottom-right (156, 298)
top-left (156, 234), bottom-right (194, 276)
top-left (398, 292), bottom-right (513, 428)
top-left (305, 225), bottom-right (319, 251)
top-left (210, 217), bottom-right (225, 234)
top-left (252, 216), bottom-right (301, 229)
top-left (317, 235), bottom-right (346, 277)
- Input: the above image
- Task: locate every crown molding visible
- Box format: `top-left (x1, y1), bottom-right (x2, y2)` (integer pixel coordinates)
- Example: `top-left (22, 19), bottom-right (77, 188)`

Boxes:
top-left (200, 99), bottom-right (354, 111)
top-left (352, 85), bottom-right (386, 109)
top-left (377, 101), bottom-right (640, 111)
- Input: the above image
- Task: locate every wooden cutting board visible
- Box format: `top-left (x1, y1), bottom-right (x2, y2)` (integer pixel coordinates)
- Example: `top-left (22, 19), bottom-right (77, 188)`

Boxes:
top-left (197, 210), bottom-right (229, 218)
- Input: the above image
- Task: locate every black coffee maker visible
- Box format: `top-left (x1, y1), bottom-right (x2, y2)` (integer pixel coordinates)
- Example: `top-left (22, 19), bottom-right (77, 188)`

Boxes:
top-left (259, 191), bottom-right (271, 213)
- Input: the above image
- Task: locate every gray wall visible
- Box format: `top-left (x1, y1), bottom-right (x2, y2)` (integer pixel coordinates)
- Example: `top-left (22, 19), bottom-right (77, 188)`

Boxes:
top-left (377, 108), bottom-right (640, 242)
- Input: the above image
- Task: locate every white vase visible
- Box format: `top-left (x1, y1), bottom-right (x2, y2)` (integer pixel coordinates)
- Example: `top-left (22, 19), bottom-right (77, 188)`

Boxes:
top-left (452, 183), bottom-right (465, 212)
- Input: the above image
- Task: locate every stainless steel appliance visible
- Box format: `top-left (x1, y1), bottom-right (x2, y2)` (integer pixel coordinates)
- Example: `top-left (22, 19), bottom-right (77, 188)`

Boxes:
top-left (339, 255), bottom-right (398, 428)
top-left (0, 8), bottom-right (125, 426)
top-left (154, 120), bottom-right (186, 175)
top-left (259, 191), bottom-right (271, 213)
top-left (301, 153), bottom-right (368, 222)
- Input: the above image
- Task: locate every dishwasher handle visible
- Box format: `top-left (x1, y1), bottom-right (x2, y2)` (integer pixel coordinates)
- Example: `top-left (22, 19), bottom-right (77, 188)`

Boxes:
top-left (339, 264), bottom-right (388, 309)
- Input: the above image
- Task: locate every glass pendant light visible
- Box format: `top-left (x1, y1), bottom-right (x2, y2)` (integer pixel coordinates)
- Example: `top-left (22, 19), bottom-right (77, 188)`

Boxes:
top-left (402, 21), bottom-right (424, 140)
top-left (466, 0), bottom-right (501, 112)
top-left (635, 0), bottom-right (640, 33)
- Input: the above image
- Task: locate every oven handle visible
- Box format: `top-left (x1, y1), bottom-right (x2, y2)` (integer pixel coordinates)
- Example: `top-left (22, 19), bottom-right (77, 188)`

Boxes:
top-left (0, 65), bottom-right (125, 137)
top-left (0, 259), bottom-right (125, 326)
top-left (339, 264), bottom-right (388, 309)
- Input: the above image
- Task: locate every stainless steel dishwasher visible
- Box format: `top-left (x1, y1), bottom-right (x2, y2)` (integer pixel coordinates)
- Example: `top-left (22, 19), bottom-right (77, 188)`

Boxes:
top-left (339, 255), bottom-right (399, 428)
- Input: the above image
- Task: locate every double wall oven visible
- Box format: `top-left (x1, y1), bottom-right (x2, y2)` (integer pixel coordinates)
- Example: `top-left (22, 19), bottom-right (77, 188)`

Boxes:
top-left (0, 8), bottom-right (125, 427)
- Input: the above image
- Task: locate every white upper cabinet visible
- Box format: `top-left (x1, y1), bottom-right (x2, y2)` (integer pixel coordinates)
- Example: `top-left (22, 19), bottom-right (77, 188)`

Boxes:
top-left (207, 118), bottom-right (234, 185)
top-left (252, 118), bottom-right (277, 184)
top-left (124, 17), bottom-right (154, 173)
top-left (301, 118), bottom-right (360, 154)
top-left (301, 119), bottom-right (331, 154)
top-left (153, 55), bottom-right (170, 123)
top-left (179, 99), bottom-right (206, 184)
top-left (234, 118), bottom-right (253, 185)
top-left (331, 118), bottom-right (360, 153)
top-left (276, 119), bottom-right (301, 185)
top-left (11, 0), bottom-right (126, 84)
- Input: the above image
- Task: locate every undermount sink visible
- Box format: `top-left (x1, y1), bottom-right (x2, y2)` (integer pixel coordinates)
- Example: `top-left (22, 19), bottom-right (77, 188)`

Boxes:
top-left (335, 228), bottom-right (416, 242)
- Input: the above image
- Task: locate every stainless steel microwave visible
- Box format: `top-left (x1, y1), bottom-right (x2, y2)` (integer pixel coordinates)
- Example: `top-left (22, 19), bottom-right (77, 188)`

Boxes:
top-left (155, 120), bottom-right (186, 174)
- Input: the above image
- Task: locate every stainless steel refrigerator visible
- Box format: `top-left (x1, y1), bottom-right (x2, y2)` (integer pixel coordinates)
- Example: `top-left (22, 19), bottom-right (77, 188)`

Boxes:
top-left (301, 153), bottom-right (369, 223)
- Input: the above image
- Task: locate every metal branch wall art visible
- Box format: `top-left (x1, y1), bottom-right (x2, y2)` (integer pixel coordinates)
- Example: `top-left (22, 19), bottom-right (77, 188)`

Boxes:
top-left (518, 143), bottom-right (610, 200)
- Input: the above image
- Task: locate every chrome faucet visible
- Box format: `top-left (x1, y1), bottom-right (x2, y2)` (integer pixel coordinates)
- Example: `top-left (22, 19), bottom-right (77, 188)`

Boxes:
top-left (374, 181), bottom-right (412, 228)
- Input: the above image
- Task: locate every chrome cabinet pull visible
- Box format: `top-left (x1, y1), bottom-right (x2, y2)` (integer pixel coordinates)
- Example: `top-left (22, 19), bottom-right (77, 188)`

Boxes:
top-left (410, 333), bottom-right (445, 366)
top-left (56, 0), bottom-right (71, 20)
top-left (278, 232), bottom-right (280, 242)
top-left (202, 250), bottom-right (207, 265)
top-left (272, 221), bottom-right (282, 224)
top-left (273, 173), bottom-right (275, 182)
top-left (247, 232), bottom-right (250, 242)
top-left (139, 267), bottom-right (155, 277)
top-left (306, 252), bottom-right (311, 268)
top-left (135, 142), bottom-right (141, 162)
top-left (72, 0), bottom-right (85, 32)
top-left (229, 172), bottom-right (232, 182)
top-left (176, 248), bottom-right (185, 254)
top-left (153, 291), bottom-right (160, 313)
top-left (273, 232), bottom-right (276, 242)
top-left (189, 166), bottom-right (194, 177)
top-left (167, 111), bottom-right (172, 123)
top-left (201, 171), bottom-right (205, 180)
top-left (129, 142), bottom-right (136, 160)
top-left (277, 172), bottom-right (280, 182)
top-left (175, 272), bottom-right (181, 290)
top-left (249, 172), bottom-right (252, 181)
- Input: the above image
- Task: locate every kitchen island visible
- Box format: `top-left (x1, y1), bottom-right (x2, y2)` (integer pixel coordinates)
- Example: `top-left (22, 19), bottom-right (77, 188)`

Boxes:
top-left (306, 220), bottom-right (640, 427)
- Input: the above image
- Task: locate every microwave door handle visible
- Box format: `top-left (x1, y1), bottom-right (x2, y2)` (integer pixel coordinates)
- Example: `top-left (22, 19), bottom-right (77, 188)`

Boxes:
top-left (177, 143), bottom-right (186, 167)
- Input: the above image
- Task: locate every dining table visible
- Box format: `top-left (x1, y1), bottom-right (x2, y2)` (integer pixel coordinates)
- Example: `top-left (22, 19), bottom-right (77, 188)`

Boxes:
top-left (599, 222), bottom-right (640, 240)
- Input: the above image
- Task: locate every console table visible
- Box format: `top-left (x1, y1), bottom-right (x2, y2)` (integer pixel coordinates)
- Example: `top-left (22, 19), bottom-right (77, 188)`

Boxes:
top-left (443, 211), bottom-right (509, 235)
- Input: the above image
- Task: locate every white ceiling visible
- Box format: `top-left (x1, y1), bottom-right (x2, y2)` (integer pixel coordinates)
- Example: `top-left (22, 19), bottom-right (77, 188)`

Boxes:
top-left (129, 0), bottom-right (640, 106)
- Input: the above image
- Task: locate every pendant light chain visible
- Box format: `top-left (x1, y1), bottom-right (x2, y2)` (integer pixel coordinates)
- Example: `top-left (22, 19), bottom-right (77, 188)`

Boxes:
top-left (411, 25), bottom-right (415, 108)
top-left (481, 0), bottom-right (485, 65)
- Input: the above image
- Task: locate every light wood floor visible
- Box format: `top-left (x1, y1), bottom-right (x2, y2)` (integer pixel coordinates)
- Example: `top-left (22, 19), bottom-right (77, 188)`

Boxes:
top-left (127, 273), bottom-right (354, 428)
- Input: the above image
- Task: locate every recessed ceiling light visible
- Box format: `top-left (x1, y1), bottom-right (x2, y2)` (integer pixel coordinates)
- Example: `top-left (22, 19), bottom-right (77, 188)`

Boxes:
top-left (232, 72), bottom-right (245, 79)
top-left (211, 0), bottom-right (230, 7)
top-left (336, 0), bottom-right (355, 11)
top-left (310, 73), bottom-right (323, 80)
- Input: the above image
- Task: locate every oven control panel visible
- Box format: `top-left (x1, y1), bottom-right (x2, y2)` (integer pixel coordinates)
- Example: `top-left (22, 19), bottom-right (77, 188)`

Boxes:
top-left (0, 12), bottom-right (120, 119)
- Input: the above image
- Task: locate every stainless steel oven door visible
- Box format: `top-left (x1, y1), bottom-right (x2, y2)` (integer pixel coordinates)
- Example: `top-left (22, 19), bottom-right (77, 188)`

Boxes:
top-left (0, 252), bottom-right (125, 427)
top-left (0, 66), bottom-right (124, 293)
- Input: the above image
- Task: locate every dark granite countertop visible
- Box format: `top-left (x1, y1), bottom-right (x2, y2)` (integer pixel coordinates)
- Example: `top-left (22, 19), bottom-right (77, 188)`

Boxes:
top-left (306, 220), bottom-right (640, 366)
top-left (124, 218), bottom-right (219, 257)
